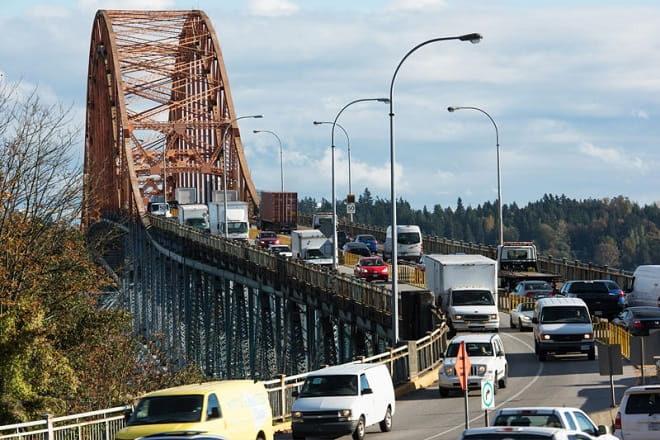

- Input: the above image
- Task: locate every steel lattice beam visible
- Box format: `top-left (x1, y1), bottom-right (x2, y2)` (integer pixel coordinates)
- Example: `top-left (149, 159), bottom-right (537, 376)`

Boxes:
top-left (83, 10), bottom-right (259, 227)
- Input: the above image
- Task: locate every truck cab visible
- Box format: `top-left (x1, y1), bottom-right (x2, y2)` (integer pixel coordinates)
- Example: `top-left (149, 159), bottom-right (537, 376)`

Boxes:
top-left (496, 242), bottom-right (538, 272)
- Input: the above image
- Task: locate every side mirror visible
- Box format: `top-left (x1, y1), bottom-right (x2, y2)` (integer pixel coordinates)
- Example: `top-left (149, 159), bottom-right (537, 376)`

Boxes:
top-left (292, 390), bottom-right (299, 398)
top-left (497, 351), bottom-right (504, 357)
top-left (123, 409), bottom-right (132, 424)
top-left (597, 425), bottom-right (608, 435)
top-left (532, 317), bottom-right (539, 324)
top-left (362, 388), bottom-right (373, 395)
top-left (209, 407), bottom-right (221, 419)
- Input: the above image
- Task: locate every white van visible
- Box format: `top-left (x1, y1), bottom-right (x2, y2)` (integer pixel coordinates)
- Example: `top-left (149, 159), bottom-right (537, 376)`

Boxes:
top-left (627, 265), bottom-right (660, 307)
top-left (291, 363), bottom-right (395, 440)
top-left (532, 297), bottom-right (595, 362)
top-left (383, 225), bottom-right (422, 262)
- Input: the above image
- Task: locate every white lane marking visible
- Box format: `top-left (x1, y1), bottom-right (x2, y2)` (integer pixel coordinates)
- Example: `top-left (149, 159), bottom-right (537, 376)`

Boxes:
top-left (421, 332), bottom-right (544, 440)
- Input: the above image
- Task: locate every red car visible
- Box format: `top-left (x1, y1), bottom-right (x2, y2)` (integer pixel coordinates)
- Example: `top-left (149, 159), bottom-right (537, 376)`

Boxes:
top-left (354, 256), bottom-right (389, 282)
top-left (256, 231), bottom-right (279, 248)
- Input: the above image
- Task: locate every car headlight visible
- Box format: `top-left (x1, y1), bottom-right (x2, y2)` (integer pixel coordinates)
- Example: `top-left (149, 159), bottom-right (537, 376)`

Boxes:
top-left (454, 314), bottom-right (463, 320)
top-left (442, 365), bottom-right (455, 376)
top-left (337, 409), bottom-right (352, 420)
top-left (292, 411), bottom-right (303, 421)
top-left (489, 314), bottom-right (498, 320)
top-left (477, 365), bottom-right (487, 374)
top-left (583, 333), bottom-right (593, 339)
top-left (541, 334), bottom-right (551, 340)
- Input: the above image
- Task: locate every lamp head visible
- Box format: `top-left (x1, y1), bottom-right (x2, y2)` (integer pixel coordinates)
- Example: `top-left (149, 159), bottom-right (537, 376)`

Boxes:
top-left (459, 33), bottom-right (483, 44)
top-left (447, 107), bottom-right (456, 112)
top-left (252, 130), bottom-right (260, 133)
top-left (313, 121), bottom-right (323, 125)
top-left (253, 115), bottom-right (264, 119)
top-left (377, 98), bottom-right (391, 103)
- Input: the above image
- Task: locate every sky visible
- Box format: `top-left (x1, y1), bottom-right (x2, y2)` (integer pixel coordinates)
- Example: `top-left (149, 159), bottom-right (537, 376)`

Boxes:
top-left (2, 0), bottom-right (660, 210)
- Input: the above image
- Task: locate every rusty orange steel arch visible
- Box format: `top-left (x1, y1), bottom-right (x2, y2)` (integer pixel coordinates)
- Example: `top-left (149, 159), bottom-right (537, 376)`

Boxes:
top-left (83, 10), bottom-right (259, 227)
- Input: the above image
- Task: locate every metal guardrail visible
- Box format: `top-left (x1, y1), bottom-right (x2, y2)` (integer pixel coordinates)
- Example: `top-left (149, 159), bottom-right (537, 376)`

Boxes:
top-left (0, 328), bottom-right (448, 440)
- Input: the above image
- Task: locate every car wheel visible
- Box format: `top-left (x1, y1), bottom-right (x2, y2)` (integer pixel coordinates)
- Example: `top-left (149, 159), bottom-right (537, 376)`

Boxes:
top-left (499, 367), bottom-right (508, 389)
top-left (510, 315), bottom-right (515, 328)
top-left (534, 340), bottom-right (539, 354)
top-left (379, 406), bottom-right (393, 432)
top-left (588, 346), bottom-right (596, 361)
top-left (439, 387), bottom-right (449, 397)
top-left (291, 430), bottom-right (304, 440)
top-left (519, 319), bottom-right (524, 332)
top-left (352, 416), bottom-right (366, 440)
top-left (539, 349), bottom-right (547, 362)
top-left (494, 373), bottom-right (499, 394)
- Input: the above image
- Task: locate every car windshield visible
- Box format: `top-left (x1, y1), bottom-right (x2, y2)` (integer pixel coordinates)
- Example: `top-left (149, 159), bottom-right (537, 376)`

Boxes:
top-left (361, 258), bottom-right (384, 267)
top-left (260, 232), bottom-right (277, 238)
top-left (446, 342), bottom-right (493, 357)
top-left (526, 282), bottom-right (552, 290)
top-left (299, 374), bottom-right (358, 397)
top-left (306, 249), bottom-right (326, 259)
top-left (128, 395), bottom-right (204, 425)
top-left (540, 306), bottom-right (591, 323)
top-left (398, 232), bottom-right (420, 244)
top-left (633, 308), bottom-right (660, 318)
top-left (358, 235), bottom-right (375, 242)
top-left (186, 218), bottom-right (208, 229)
top-left (451, 290), bottom-right (494, 306)
top-left (493, 413), bottom-right (562, 428)
top-left (228, 222), bottom-right (247, 233)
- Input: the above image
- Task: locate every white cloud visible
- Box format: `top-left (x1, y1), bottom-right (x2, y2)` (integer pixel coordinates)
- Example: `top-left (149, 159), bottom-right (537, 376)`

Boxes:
top-left (248, 0), bottom-right (299, 17)
top-left (386, 0), bottom-right (447, 11)
top-left (578, 142), bottom-right (645, 171)
top-left (632, 109), bottom-right (649, 119)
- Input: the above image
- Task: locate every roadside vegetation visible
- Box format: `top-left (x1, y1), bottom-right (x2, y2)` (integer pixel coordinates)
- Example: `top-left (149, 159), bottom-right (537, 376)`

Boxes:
top-left (301, 190), bottom-right (660, 271)
top-left (0, 84), bottom-right (203, 425)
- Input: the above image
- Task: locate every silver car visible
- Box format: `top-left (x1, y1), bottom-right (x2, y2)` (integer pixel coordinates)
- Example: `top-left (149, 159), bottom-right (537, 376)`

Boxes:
top-left (510, 302), bottom-right (535, 331)
top-left (512, 280), bottom-right (555, 299)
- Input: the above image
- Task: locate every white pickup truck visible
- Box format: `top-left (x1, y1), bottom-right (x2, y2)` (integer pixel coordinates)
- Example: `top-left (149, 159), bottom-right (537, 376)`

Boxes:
top-left (491, 407), bottom-right (618, 440)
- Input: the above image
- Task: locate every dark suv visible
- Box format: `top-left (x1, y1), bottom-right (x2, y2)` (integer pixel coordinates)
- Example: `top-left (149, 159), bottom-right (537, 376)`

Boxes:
top-left (559, 280), bottom-right (623, 320)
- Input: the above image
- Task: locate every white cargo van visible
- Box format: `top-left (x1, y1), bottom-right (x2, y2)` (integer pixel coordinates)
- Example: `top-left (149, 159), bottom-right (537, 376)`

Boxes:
top-left (291, 363), bottom-right (395, 440)
top-left (627, 265), bottom-right (660, 307)
top-left (383, 225), bottom-right (422, 262)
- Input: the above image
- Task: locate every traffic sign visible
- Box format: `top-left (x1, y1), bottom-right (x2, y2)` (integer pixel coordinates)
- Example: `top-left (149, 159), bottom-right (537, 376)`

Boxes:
top-left (455, 341), bottom-right (471, 391)
top-left (481, 375), bottom-right (495, 410)
top-left (346, 203), bottom-right (356, 214)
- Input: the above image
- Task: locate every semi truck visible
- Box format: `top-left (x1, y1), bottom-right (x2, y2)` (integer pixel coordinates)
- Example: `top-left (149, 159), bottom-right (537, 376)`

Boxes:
top-left (177, 204), bottom-right (209, 232)
top-left (423, 254), bottom-right (499, 336)
top-left (496, 241), bottom-right (561, 292)
top-left (208, 201), bottom-right (249, 241)
top-left (290, 229), bottom-right (333, 267)
top-left (259, 191), bottom-right (298, 233)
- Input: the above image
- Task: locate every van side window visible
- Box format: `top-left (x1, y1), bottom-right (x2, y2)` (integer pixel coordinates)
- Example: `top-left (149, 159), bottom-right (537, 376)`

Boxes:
top-left (207, 393), bottom-right (221, 419)
top-left (564, 412), bottom-right (577, 430)
top-left (359, 374), bottom-right (370, 393)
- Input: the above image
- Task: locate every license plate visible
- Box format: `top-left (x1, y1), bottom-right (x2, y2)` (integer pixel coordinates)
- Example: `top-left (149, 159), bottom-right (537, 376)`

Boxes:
top-left (581, 345), bottom-right (590, 351)
top-left (649, 422), bottom-right (660, 431)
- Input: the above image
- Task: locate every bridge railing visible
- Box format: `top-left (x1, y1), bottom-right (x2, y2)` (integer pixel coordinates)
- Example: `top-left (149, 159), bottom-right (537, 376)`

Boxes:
top-left (298, 214), bottom-right (635, 288)
top-left (0, 326), bottom-right (447, 439)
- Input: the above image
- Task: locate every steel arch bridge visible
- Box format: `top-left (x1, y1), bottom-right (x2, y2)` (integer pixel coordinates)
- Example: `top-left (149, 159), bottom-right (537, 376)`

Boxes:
top-left (83, 9), bottom-right (259, 226)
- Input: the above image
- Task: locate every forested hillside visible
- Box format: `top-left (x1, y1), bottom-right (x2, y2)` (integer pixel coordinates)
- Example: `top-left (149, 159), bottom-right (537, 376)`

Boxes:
top-left (299, 190), bottom-right (660, 271)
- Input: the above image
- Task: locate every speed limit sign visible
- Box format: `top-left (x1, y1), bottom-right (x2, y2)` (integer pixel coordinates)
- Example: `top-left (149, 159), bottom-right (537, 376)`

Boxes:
top-left (346, 203), bottom-right (356, 214)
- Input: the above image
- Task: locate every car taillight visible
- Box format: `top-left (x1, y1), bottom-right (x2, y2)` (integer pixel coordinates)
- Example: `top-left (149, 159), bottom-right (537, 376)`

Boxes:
top-left (633, 320), bottom-right (644, 328)
top-left (275, 239), bottom-right (280, 245)
top-left (614, 411), bottom-right (621, 430)
top-left (525, 291), bottom-right (533, 297)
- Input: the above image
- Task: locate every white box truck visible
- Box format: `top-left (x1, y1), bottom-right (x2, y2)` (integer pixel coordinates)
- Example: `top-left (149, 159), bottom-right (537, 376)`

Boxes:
top-left (177, 204), bottom-right (209, 232)
top-left (424, 254), bottom-right (499, 334)
top-left (208, 201), bottom-right (249, 241)
top-left (291, 229), bottom-right (333, 267)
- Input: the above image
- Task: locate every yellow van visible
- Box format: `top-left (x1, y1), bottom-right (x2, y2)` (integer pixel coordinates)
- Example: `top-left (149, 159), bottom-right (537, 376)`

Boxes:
top-left (115, 380), bottom-right (273, 440)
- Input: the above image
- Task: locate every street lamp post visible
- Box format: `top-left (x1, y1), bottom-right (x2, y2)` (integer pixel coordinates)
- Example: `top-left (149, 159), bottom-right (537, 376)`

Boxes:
top-left (313, 121), bottom-right (353, 222)
top-left (447, 106), bottom-right (502, 246)
top-left (330, 98), bottom-right (389, 270)
top-left (221, 114), bottom-right (263, 237)
top-left (252, 129), bottom-right (284, 192)
top-left (388, 33), bottom-right (482, 346)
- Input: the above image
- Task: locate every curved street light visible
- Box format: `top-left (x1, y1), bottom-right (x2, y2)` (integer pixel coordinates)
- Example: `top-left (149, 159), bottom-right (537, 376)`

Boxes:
top-left (330, 98), bottom-right (390, 270)
top-left (221, 114), bottom-right (263, 237)
top-left (447, 106), bottom-right (503, 246)
top-left (388, 33), bottom-right (482, 346)
top-left (314, 120), bottom-right (354, 222)
top-left (253, 129), bottom-right (284, 192)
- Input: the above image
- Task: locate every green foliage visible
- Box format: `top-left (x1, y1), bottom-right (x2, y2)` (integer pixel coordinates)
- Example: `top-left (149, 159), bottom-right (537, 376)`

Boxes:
top-left (305, 189), bottom-right (660, 270)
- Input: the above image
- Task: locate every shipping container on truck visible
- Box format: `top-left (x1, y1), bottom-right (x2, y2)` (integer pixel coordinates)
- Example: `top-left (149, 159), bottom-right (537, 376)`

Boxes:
top-left (259, 191), bottom-right (298, 233)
